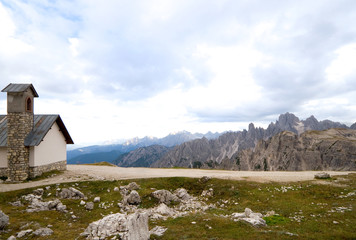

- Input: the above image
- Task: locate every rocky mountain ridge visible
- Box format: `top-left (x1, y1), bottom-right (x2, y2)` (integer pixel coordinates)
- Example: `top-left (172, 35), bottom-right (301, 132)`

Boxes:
top-left (152, 113), bottom-right (352, 168)
top-left (233, 128), bottom-right (356, 171)
top-left (68, 131), bottom-right (221, 164)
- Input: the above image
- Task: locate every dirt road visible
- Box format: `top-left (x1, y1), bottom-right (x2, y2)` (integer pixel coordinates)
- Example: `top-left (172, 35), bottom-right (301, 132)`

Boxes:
top-left (0, 165), bottom-right (354, 192)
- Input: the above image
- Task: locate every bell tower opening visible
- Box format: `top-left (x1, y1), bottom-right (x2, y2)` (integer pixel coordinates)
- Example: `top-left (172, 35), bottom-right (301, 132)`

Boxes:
top-left (26, 97), bottom-right (32, 112)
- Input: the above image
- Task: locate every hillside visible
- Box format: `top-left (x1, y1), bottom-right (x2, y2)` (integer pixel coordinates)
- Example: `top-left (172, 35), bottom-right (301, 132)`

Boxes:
top-left (113, 145), bottom-right (171, 167)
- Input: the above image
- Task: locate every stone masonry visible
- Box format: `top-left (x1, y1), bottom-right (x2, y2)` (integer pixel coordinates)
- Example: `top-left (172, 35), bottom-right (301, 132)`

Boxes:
top-left (7, 112), bottom-right (33, 181)
top-left (29, 160), bottom-right (67, 178)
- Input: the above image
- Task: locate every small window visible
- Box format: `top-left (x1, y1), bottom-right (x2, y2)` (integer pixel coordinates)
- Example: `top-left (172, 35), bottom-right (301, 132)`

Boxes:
top-left (26, 97), bottom-right (32, 112)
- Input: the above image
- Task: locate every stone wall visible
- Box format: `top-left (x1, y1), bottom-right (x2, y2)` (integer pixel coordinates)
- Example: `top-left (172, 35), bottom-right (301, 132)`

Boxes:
top-left (29, 160), bottom-right (67, 178)
top-left (7, 112), bottom-right (33, 181)
top-left (0, 168), bottom-right (8, 178)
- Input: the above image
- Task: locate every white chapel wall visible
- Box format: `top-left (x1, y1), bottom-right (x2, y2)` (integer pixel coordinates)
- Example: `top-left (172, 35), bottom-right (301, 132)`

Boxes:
top-left (0, 147), bottom-right (7, 168)
top-left (30, 122), bottom-right (67, 167)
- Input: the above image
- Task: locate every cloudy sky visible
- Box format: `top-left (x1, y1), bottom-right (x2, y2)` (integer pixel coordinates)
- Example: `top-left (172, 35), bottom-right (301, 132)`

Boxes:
top-left (1, 0), bottom-right (356, 146)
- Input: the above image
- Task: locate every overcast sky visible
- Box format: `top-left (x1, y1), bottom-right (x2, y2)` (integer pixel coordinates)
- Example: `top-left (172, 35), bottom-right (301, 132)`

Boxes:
top-left (1, 0), bottom-right (356, 146)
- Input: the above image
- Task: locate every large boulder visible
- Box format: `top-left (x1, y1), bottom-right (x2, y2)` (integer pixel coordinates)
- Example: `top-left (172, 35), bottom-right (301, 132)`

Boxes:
top-left (315, 172), bottom-right (331, 179)
top-left (81, 211), bottom-right (149, 240)
top-left (231, 208), bottom-right (266, 227)
top-left (0, 210), bottom-right (9, 230)
top-left (174, 188), bottom-right (192, 201)
top-left (152, 190), bottom-right (179, 205)
top-left (126, 190), bottom-right (141, 205)
top-left (33, 227), bottom-right (53, 236)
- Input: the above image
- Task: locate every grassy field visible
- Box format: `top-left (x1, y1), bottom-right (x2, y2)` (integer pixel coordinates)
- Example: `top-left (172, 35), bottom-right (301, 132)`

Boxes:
top-left (0, 173), bottom-right (355, 239)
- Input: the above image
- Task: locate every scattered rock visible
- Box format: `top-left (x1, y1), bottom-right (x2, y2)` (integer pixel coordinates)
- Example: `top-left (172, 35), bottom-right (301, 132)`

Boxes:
top-left (125, 190), bottom-right (141, 205)
top-left (199, 176), bottom-right (211, 183)
top-left (33, 188), bottom-right (44, 196)
top-left (86, 202), bottom-right (94, 210)
top-left (231, 208), bottom-right (266, 227)
top-left (81, 211), bottom-right (149, 240)
top-left (174, 188), bottom-right (192, 201)
top-left (149, 203), bottom-right (177, 220)
top-left (26, 197), bottom-right (66, 213)
top-left (119, 182), bottom-right (141, 196)
top-left (150, 226), bottom-right (167, 237)
top-left (114, 187), bottom-right (120, 192)
top-left (94, 197), bottom-right (101, 203)
top-left (201, 188), bottom-right (214, 197)
top-left (7, 235), bottom-right (16, 240)
top-left (17, 229), bottom-right (33, 238)
top-left (265, 210), bottom-right (275, 217)
top-left (57, 187), bottom-right (85, 199)
top-left (45, 186), bottom-right (51, 190)
top-left (126, 182), bottom-right (140, 191)
top-left (9, 201), bottom-right (23, 207)
top-left (80, 200), bottom-right (86, 205)
top-left (315, 172), bottom-right (331, 179)
top-left (152, 190), bottom-right (179, 204)
top-left (0, 210), bottom-right (9, 230)
top-left (33, 227), bottom-right (53, 236)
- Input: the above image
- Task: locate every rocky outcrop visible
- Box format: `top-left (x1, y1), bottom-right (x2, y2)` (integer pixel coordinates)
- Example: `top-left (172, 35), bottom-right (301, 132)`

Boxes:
top-left (81, 211), bottom-right (149, 240)
top-left (56, 187), bottom-right (85, 199)
top-left (351, 122), bottom-right (356, 130)
top-left (33, 227), bottom-right (53, 236)
top-left (236, 128), bottom-right (356, 171)
top-left (152, 190), bottom-right (179, 204)
top-left (0, 210), bottom-right (9, 229)
top-left (23, 194), bottom-right (67, 212)
top-left (231, 208), bottom-right (266, 227)
top-left (152, 113), bottom-right (352, 169)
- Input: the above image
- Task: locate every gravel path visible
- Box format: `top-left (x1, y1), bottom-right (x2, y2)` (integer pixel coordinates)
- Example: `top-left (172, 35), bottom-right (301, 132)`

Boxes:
top-left (0, 164), bottom-right (354, 192)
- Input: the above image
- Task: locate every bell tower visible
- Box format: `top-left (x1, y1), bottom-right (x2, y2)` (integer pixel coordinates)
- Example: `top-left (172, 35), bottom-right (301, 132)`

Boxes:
top-left (1, 84), bottom-right (39, 181)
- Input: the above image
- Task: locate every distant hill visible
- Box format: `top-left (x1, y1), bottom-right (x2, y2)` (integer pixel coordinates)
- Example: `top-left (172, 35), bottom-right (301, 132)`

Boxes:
top-left (67, 150), bottom-right (122, 164)
top-left (67, 131), bottom-right (222, 164)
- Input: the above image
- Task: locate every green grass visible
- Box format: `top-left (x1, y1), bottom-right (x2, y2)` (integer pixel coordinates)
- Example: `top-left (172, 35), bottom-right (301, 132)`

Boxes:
top-left (0, 174), bottom-right (355, 239)
top-left (81, 161), bottom-right (117, 166)
top-left (25, 170), bottom-right (64, 182)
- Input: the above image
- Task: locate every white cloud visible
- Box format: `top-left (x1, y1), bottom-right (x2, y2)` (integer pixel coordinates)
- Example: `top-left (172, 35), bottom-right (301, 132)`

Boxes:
top-left (1, 0), bottom-right (356, 145)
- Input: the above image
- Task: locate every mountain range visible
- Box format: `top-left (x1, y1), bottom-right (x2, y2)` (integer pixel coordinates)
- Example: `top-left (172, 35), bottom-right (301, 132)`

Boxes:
top-left (67, 131), bottom-right (221, 164)
top-left (115, 113), bottom-right (356, 170)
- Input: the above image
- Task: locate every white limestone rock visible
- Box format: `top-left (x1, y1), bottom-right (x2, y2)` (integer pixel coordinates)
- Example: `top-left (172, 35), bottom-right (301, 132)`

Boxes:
top-left (201, 188), bottom-right (214, 197)
top-left (174, 188), bottom-right (192, 201)
top-left (81, 211), bottom-right (149, 240)
top-left (57, 187), bottom-right (85, 199)
top-left (33, 227), bottom-right (53, 236)
top-left (17, 229), bottom-right (33, 238)
top-left (152, 190), bottom-right (180, 204)
top-left (86, 202), bottom-right (94, 211)
top-left (150, 226), bottom-right (167, 237)
top-left (125, 190), bottom-right (141, 205)
top-left (0, 210), bottom-right (9, 229)
top-left (315, 172), bottom-right (331, 179)
top-left (231, 208), bottom-right (266, 227)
